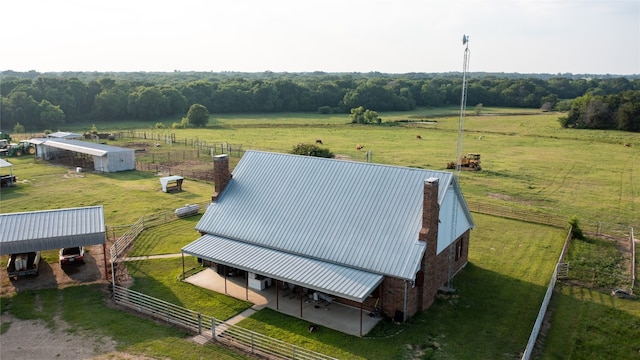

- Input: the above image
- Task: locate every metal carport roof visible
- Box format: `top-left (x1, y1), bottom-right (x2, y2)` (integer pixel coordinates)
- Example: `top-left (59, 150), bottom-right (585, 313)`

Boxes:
top-left (182, 234), bottom-right (384, 303)
top-left (0, 206), bottom-right (105, 255)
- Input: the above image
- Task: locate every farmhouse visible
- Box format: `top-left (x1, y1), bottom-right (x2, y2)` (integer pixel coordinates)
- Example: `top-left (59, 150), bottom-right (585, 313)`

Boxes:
top-left (29, 138), bottom-right (135, 172)
top-left (182, 151), bottom-right (474, 331)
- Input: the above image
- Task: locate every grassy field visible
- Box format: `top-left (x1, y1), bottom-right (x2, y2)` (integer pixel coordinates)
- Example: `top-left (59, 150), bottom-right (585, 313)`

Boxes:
top-left (35, 107), bottom-right (637, 231)
top-left (1, 108), bottom-right (639, 359)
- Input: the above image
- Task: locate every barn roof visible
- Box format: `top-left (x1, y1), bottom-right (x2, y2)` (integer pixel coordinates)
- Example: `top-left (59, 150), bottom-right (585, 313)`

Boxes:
top-left (192, 150), bottom-right (474, 282)
top-left (31, 138), bottom-right (133, 157)
top-left (46, 131), bottom-right (83, 139)
top-left (0, 206), bottom-right (105, 254)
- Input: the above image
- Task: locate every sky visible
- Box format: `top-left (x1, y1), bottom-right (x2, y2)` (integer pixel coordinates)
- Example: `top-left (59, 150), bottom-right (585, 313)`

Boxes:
top-left (4, 0), bottom-right (639, 75)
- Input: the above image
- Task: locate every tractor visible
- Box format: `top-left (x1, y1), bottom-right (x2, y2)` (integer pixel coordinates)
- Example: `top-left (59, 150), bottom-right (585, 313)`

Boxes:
top-left (7, 141), bottom-right (36, 157)
top-left (447, 153), bottom-right (481, 171)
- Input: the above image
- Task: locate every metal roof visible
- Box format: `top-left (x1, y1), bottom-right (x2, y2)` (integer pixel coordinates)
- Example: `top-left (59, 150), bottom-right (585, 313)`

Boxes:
top-left (183, 234), bottom-right (384, 302)
top-left (0, 206), bottom-right (105, 254)
top-left (33, 139), bottom-right (133, 157)
top-left (195, 150), bottom-right (474, 281)
top-left (0, 158), bottom-right (12, 168)
top-left (47, 131), bottom-right (83, 139)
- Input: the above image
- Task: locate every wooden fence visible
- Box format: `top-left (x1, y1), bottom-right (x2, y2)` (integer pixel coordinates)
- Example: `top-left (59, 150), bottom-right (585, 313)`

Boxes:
top-left (112, 285), bottom-right (338, 360)
top-left (466, 201), bottom-right (632, 236)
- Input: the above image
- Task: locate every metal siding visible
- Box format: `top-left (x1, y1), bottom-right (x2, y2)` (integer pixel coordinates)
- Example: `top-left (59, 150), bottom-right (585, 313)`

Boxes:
top-left (0, 206), bottom-right (105, 254)
top-left (196, 150), bottom-right (472, 280)
top-left (183, 235), bottom-right (383, 302)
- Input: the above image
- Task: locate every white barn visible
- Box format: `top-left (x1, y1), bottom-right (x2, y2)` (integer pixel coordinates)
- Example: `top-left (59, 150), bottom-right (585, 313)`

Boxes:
top-left (30, 138), bottom-right (135, 172)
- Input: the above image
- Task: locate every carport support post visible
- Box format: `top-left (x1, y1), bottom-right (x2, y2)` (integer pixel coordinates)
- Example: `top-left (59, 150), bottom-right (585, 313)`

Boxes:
top-left (276, 281), bottom-right (279, 309)
top-left (102, 243), bottom-right (108, 280)
top-left (245, 275), bottom-right (249, 300)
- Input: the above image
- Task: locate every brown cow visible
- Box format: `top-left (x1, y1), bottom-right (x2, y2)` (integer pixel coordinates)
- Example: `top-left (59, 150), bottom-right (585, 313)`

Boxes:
top-left (356, 144), bottom-right (364, 150)
top-left (316, 139), bottom-right (323, 145)
top-left (416, 135), bottom-right (422, 140)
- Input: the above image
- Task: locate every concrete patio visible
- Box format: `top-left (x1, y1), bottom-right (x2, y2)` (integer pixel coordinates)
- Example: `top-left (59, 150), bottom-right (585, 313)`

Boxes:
top-left (184, 267), bottom-right (382, 337)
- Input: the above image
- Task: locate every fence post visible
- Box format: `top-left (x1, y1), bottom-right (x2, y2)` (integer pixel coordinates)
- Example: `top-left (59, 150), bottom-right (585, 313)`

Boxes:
top-left (198, 313), bottom-right (202, 335)
top-left (212, 318), bottom-right (216, 340)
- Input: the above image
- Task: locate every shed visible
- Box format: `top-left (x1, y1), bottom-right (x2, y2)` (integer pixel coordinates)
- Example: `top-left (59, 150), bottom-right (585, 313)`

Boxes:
top-left (160, 175), bottom-right (184, 193)
top-left (31, 138), bottom-right (135, 172)
top-left (0, 158), bottom-right (15, 187)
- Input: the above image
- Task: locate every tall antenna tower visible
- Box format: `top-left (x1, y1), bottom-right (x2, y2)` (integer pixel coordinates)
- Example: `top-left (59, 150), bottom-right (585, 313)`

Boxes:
top-left (448, 35), bottom-right (470, 290)
top-left (455, 35), bottom-right (470, 172)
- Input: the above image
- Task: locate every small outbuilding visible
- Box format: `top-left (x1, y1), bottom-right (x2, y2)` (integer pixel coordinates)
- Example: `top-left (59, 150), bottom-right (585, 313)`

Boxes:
top-left (160, 175), bottom-right (184, 193)
top-left (0, 158), bottom-right (15, 187)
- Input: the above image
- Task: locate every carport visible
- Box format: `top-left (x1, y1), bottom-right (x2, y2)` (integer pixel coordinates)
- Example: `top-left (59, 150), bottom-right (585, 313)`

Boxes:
top-left (0, 206), bottom-right (108, 279)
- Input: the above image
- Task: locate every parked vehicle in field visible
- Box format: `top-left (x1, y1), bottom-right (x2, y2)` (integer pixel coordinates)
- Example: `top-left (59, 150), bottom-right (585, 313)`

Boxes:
top-left (59, 246), bottom-right (85, 266)
top-left (6, 252), bottom-right (41, 278)
top-left (7, 140), bottom-right (36, 157)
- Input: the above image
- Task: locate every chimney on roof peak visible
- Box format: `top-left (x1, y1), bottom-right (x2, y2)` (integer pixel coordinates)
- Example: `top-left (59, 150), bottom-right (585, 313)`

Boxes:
top-left (421, 177), bottom-right (440, 240)
top-left (212, 154), bottom-right (232, 202)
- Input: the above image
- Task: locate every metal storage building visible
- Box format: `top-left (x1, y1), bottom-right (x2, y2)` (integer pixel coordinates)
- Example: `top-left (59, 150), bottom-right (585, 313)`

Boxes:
top-left (30, 138), bottom-right (135, 172)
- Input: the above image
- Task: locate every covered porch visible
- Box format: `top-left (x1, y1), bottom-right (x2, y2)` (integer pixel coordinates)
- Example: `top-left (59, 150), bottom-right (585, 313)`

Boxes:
top-left (184, 266), bottom-right (383, 337)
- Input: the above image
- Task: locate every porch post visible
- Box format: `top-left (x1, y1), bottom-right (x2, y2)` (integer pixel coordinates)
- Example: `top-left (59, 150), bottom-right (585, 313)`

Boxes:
top-left (181, 252), bottom-right (185, 279)
top-left (276, 280), bottom-right (279, 309)
top-left (245, 274), bottom-right (249, 300)
top-left (299, 287), bottom-right (303, 318)
top-left (360, 302), bottom-right (363, 337)
top-left (224, 265), bottom-right (228, 294)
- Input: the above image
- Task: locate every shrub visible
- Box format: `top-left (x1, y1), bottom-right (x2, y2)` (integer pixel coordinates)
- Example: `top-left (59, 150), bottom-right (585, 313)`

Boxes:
top-left (290, 143), bottom-right (334, 158)
top-left (569, 216), bottom-right (584, 240)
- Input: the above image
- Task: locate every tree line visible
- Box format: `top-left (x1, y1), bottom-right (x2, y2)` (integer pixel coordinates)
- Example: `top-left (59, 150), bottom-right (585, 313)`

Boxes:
top-left (1, 71), bottom-right (639, 132)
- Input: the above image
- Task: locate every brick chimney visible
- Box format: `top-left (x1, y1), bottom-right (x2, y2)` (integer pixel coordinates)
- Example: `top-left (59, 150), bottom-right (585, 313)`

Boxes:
top-left (212, 154), bottom-right (232, 202)
top-left (419, 177), bottom-right (441, 309)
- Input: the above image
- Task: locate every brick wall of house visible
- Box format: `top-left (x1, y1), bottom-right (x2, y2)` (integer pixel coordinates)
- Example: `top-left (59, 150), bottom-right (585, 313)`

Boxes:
top-left (212, 154), bottom-right (232, 201)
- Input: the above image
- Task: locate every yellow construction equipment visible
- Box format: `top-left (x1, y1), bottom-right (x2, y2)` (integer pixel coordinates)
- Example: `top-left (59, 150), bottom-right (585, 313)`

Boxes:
top-left (447, 153), bottom-right (481, 171)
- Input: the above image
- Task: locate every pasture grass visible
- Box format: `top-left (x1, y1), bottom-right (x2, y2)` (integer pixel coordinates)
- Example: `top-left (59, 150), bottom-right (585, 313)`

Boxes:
top-left (541, 284), bottom-right (640, 359)
top-left (53, 108), bottom-right (638, 231)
